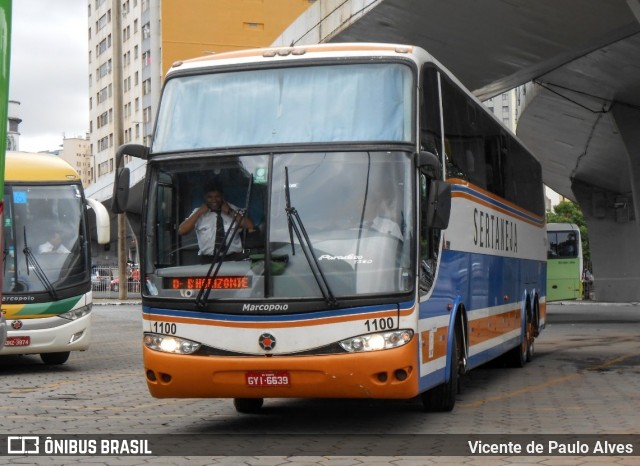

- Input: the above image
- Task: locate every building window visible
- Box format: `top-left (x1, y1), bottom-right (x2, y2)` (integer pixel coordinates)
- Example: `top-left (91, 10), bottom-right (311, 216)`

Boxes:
top-left (97, 86), bottom-right (108, 104)
top-left (97, 14), bottom-right (107, 32)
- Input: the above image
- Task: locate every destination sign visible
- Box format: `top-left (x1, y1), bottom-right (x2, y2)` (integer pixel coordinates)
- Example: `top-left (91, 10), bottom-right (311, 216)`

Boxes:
top-left (164, 276), bottom-right (251, 290)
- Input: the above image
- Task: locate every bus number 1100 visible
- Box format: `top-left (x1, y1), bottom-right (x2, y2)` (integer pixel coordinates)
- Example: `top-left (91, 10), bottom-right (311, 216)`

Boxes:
top-left (152, 321), bottom-right (177, 335)
top-left (364, 317), bottom-right (395, 332)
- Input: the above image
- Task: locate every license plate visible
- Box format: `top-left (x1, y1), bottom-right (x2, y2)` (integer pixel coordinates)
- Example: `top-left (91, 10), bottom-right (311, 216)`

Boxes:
top-left (245, 371), bottom-right (290, 387)
top-left (6, 336), bottom-right (30, 347)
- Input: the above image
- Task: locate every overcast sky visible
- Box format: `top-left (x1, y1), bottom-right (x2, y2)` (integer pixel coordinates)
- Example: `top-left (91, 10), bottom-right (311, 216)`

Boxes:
top-left (9, 0), bottom-right (88, 152)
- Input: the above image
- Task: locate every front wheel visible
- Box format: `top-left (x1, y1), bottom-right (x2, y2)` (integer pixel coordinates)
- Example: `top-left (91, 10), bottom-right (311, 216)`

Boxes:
top-left (421, 331), bottom-right (459, 412)
top-left (41, 352), bottom-right (70, 365)
top-left (233, 398), bottom-right (264, 414)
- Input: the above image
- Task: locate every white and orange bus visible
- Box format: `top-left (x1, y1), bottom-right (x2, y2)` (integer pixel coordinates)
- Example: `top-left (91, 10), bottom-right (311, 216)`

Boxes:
top-left (1, 152), bottom-right (110, 364)
top-left (114, 43), bottom-right (546, 413)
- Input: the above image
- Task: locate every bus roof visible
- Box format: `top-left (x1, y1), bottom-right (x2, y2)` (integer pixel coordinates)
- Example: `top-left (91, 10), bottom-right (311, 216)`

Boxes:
top-left (5, 151), bottom-right (80, 182)
top-left (547, 222), bottom-right (580, 232)
top-left (168, 43), bottom-right (423, 76)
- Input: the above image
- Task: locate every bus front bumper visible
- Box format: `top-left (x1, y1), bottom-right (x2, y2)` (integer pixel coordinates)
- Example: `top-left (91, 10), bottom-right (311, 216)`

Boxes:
top-left (143, 338), bottom-right (420, 399)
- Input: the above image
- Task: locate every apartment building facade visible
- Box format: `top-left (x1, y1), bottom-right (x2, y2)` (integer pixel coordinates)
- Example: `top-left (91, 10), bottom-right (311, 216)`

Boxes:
top-left (87, 0), bottom-right (314, 189)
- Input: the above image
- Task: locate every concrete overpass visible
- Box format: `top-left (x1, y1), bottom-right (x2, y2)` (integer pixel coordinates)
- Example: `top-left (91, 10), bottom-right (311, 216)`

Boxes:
top-left (273, 0), bottom-right (640, 302)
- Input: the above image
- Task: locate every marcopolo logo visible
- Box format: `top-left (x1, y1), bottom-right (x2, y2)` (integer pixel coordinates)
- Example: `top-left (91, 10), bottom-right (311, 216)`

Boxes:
top-left (242, 303), bottom-right (288, 312)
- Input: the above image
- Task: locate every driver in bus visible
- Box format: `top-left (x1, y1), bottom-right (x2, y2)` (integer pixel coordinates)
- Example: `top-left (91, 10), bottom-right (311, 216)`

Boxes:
top-left (38, 230), bottom-right (71, 254)
top-left (178, 186), bottom-right (255, 261)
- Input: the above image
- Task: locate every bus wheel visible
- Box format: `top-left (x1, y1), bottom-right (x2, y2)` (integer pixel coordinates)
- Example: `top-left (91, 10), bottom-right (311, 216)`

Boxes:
top-left (508, 312), bottom-right (531, 368)
top-left (526, 316), bottom-right (535, 362)
top-left (41, 352), bottom-right (70, 365)
top-left (233, 398), bottom-right (264, 414)
top-left (421, 331), bottom-right (459, 412)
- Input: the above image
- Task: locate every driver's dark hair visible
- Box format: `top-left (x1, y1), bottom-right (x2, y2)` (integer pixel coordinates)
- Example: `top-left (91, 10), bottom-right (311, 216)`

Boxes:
top-left (205, 185), bottom-right (223, 195)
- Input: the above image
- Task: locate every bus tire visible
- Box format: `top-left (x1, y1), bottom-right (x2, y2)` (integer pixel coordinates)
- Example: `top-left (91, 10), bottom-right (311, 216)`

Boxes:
top-left (421, 330), bottom-right (459, 412)
top-left (41, 352), bottom-right (70, 365)
top-left (508, 309), bottom-right (531, 368)
top-left (526, 305), bottom-right (535, 362)
top-left (233, 398), bottom-right (264, 414)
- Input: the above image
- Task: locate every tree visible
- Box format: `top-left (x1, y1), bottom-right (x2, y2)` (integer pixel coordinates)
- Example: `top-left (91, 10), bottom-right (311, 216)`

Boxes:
top-left (546, 200), bottom-right (590, 263)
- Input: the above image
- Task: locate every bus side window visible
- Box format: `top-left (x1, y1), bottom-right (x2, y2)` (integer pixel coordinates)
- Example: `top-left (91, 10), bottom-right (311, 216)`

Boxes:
top-left (420, 65), bottom-right (443, 157)
top-left (419, 173), bottom-right (439, 296)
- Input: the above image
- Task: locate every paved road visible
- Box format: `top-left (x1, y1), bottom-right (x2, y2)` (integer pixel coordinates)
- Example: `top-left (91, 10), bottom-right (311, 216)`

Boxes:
top-left (0, 301), bottom-right (638, 464)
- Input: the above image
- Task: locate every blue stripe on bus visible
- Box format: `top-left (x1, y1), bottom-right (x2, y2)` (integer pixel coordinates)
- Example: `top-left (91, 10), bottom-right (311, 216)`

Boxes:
top-left (420, 249), bottom-right (546, 319)
top-left (142, 300), bottom-right (415, 323)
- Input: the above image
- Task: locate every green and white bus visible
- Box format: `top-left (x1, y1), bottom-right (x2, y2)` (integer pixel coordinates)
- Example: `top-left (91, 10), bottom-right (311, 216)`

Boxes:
top-left (547, 223), bottom-right (582, 301)
top-left (1, 152), bottom-right (110, 364)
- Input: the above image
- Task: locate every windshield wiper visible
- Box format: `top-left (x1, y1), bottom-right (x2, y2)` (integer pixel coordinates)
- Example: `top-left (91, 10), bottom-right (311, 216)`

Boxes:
top-left (284, 166), bottom-right (337, 307)
top-left (22, 227), bottom-right (57, 299)
top-left (195, 177), bottom-right (253, 308)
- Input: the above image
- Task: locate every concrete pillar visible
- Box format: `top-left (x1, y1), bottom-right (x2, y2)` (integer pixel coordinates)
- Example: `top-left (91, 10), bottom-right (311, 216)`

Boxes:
top-left (571, 105), bottom-right (640, 302)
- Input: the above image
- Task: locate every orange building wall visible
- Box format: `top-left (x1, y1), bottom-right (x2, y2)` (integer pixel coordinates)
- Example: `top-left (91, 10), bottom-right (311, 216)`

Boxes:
top-left (161, 0), bottom-right (313, 77)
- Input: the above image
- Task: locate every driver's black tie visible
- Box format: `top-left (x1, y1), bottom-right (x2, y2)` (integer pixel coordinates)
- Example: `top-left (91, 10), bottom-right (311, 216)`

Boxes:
top-left (215, 211), bottom-right (225, 254)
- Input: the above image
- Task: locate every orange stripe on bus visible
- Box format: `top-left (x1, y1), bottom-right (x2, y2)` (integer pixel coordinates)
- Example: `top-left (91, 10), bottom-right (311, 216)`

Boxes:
top-left (143, 305), bottom-right (416, 329)
top-left (419, 309), bottom-right (521, 364)
top-left (448, 177), bottom-right (544, 224)
top-left (420, 326), bottom-right (449, 364)
top-left (453, 191), bottom-right (542, 228)
top-left (468, 309), bottom-right (521, 346)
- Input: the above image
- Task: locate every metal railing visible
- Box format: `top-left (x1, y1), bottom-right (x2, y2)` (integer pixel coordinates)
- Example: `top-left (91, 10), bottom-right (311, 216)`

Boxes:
top-left (91, 265), bottom-right (141, 298)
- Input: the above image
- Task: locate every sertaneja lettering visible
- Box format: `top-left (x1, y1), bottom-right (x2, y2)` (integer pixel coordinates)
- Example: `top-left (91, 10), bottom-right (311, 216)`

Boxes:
top-left (473, 208), bottom-right (518, 252)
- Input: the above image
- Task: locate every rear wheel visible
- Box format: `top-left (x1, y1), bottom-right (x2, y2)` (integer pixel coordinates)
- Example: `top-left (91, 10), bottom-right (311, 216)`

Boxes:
top-left (233, 398), bottom-right (264, 414)
top-left (508, 309), bottom-right (531, 367)
top-left (41, 352), bottom-right (70, 365)
top-left (422, 330), bottom-right (459, 412)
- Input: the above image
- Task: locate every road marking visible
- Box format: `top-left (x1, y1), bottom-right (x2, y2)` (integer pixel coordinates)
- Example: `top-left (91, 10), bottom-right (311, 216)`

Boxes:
top-left (457, 352), bottom-right (640, 408)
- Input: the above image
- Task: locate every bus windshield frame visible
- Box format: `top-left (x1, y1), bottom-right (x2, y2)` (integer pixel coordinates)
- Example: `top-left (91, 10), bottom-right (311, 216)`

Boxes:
top-left (144, 150), bottom-right (416, 311)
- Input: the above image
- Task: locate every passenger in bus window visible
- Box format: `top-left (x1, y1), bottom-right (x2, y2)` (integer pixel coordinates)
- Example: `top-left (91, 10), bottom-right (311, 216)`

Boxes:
top-left (177, 186), bottom-right (255, 261)
top-left (38, 230), bottom-right (71, 254)
top-left (367, 192), bottom-right (403, 241)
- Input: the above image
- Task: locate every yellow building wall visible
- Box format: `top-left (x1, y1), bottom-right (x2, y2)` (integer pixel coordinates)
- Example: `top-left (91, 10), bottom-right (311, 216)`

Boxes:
top-left (161, 0), bottom-right (313, 78)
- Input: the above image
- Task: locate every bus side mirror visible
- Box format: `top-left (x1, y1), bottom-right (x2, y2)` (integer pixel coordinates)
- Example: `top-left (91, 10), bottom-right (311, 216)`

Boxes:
top-left (427, 180), bottom-right (451, 230)
top-left (111, 167), bottom-right (130, 214)
top-left (416, 150), bottom-right (442, 180)
top-left (111, 144), bottom-right (149, 214)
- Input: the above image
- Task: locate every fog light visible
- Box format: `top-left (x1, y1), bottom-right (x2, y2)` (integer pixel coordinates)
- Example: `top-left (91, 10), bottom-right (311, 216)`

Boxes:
top-left (394, 369), bottom-right (408, 381)
top-left (68, 330), bottom-right (84, 344)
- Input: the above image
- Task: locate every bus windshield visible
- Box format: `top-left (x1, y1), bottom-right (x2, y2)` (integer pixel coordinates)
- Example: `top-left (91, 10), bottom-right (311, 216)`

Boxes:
top-left (146, 151), bottom-right (415, 307)
top-left (547, 230), bottom-right (579, 259)
top-left (3, 184), bottom-right (87, 295)
top-left (152, 62), bottom-right (414, 152)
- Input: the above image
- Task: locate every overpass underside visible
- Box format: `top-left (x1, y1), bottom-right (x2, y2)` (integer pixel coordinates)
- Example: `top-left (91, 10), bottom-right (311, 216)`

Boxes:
top-left (274, 0), bottom-right (640, 301)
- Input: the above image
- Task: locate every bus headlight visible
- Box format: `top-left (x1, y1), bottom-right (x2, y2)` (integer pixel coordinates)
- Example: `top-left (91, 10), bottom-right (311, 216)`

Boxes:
top-left (339, 329), bottom-right (414, 353)
top-left (59, 304), bottom-right (92, 321)
top-left (144, 333), bottom-right (201, 354)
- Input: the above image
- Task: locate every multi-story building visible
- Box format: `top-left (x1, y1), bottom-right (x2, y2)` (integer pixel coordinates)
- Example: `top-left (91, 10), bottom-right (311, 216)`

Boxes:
top-left (87, 0), bottom-right (315, 192)
top-left (6, 100), bottom-right (21, 151)
top-left (59, 136), bottom-right (92, 188)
